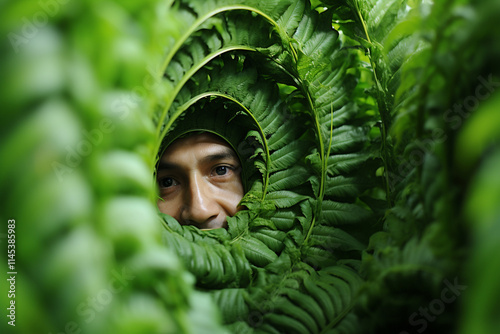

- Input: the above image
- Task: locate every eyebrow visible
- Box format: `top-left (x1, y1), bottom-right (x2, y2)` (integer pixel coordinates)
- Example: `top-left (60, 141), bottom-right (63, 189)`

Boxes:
top-left (200, 151), bottom-right (238, 165)
top-left (157, 148), bottom-right (239, 171)
top-left (157, 161), bottom-right (180, 171)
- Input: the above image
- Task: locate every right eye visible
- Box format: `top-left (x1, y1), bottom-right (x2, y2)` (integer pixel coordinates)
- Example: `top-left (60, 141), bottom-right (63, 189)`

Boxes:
top-left (159, 177), bottom-right (177, 188)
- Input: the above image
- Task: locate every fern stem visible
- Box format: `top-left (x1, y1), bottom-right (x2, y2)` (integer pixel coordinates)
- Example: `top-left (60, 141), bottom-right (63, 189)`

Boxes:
top-left (160, 5), bottom-right (277, 77)
top-left (352, 1), bottom-right (393, 207)
top-left (320, 302), bottom-right (355, 334)
top-left (305, 109), bottom-right (334, 243)
top-left (354, 0), bottom-right (371, 45)
top-left (155, 45), bottom-right (256, 141)
top-left (293, 73), bottom-right (327, 244)
top-left (303, 93), bottom-right (325, 241)
top-left (282, 18), bottom-right (328, 242)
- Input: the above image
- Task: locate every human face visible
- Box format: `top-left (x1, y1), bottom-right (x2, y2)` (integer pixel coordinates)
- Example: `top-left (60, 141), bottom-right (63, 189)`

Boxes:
top-left (156, 133), bottom-right (244, 230)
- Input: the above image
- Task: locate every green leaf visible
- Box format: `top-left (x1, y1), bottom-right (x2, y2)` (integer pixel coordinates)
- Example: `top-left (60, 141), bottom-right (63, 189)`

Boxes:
top-left (238, 236), bottom-right (278, 267)
top-left (270, 141), bottom-right (307, 172)
top-left (266, 190), bottom-right (309, 208)
top-left (321, 200), bottom-right (372, 226)
top-left (252, 228), bottom-right (287, 253)
top-left (310, 225), bottom-right (366, 252)
top-left (268, 166), bottom-right (309, 192)
top-left (212, 288), bottom-right (249, 324)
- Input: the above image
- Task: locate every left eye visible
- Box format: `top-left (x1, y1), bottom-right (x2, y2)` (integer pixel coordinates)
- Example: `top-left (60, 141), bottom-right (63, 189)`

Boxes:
top-left (215, 166), bottom-right (228, 176)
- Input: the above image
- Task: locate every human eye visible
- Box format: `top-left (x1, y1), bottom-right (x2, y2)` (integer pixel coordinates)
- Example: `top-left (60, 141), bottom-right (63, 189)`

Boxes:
top-left (211, 164), bottom-right (238, 178)
top-left (158, 176), bottom-right (178, 188)
top-left (214, 166), bottom-right (229, 176)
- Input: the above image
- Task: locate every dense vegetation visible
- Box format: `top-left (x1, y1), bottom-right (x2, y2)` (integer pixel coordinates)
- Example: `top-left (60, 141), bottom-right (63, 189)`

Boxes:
top-left (1, 0), bottom-right (499, 333)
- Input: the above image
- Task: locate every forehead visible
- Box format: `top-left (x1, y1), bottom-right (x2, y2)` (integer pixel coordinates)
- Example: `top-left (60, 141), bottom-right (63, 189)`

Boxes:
top-left (160, 133), bottom-right (236, 162)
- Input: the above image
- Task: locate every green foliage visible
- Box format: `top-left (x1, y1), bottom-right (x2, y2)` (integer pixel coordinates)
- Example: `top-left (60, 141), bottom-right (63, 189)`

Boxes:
top-left (157, 0), bottom-right (381, 332)
top-left (158, 0), bottom-right (500, 333)
top-left (1, 0), bottom-right (499, 333)
top-left (0, 1), bottom-right (226, 333)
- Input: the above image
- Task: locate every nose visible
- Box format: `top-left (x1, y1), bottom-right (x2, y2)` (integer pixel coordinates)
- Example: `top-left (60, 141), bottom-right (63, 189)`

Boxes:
top-left (180, 173), bottom-right (220, 227)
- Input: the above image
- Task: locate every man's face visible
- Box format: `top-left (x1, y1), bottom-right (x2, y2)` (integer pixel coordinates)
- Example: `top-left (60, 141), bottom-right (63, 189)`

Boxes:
top-left (156, 133), bottom-right (244, 229)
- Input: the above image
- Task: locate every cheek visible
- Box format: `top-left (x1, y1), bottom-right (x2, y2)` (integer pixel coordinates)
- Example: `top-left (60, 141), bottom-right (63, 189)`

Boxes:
top-left (219, 181), bottom-right (244, 215)
top-left (157, 198), bottom-right (182, 220)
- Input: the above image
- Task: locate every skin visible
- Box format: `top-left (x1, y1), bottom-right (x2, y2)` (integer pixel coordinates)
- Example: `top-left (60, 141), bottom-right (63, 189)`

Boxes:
top-left (156, 133), bottom-right (244, 230)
